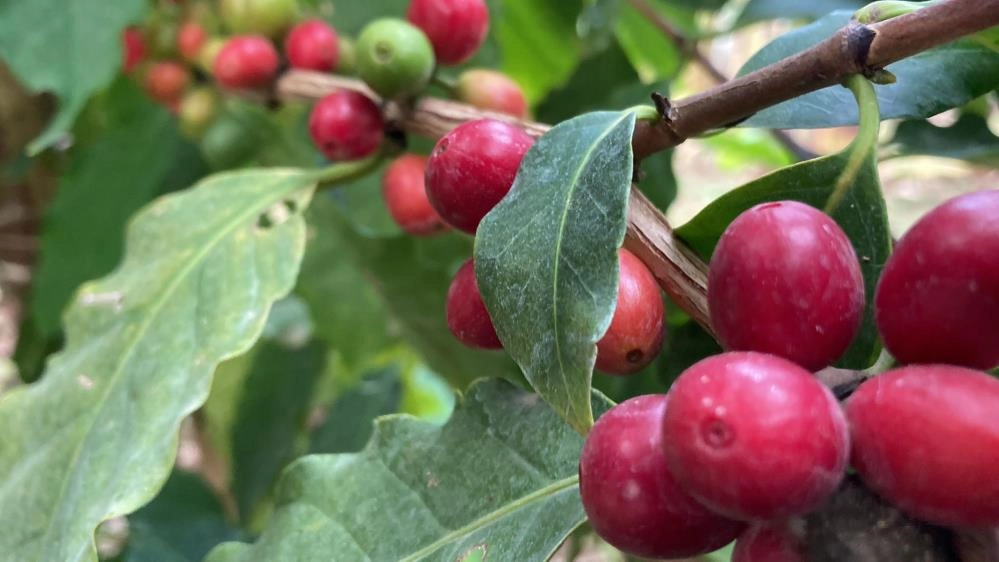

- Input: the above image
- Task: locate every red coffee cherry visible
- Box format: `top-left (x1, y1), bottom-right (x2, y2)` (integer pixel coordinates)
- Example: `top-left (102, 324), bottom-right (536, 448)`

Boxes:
top-left (708, 201), bottom-right (864, 371)
top-left (177, 21), bottom-right (207, 62)
top-left (284, 19), bottom-right (340, 71)
top-left (213, 35), bottom-right (280, 89)
top-left (875, 189), bottom-right (999, 370)
top-left (407, 0), bottom-right (489, 65)
top-left (307, 90), bottom-right (384, 161)
top-left (456, 69), bottom-right (528, 118)
top-left (144, 61), bottom-right (190, 105)
top-left (425, 119), bottom-right (533, 234)
top-left (846, 364), bottom-right (999, 527)
top-left (662, 351), bottom-right (849, 521)
top-left (580, 395), bottom-right (746, 559)
top-left (595, 249), bottom-right (665, 375)
top-left (382, 155), bottom-right (446, 236)
top-left (733, 523), bottom-right (806, 562)
top-left (122, 26), bottom-right (146, 73)
top-left (446, 259), bottom-right (502, 349)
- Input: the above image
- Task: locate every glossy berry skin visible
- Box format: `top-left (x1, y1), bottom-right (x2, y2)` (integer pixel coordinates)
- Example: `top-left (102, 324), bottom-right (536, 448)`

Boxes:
top-left (407, 0), bottom-right (489, 65)
top-left (580, 395), bottom-right (746, 559)
top-left (177, 21), bottom-right (206, 61)
top-left (356, 18), bottom-right (434, 99)
top-left (307, 91), bottom-right (384, 161)
top-left (122, 27), bottom-right (146, 72)
top-left (662, 351), bottom-right (849, 521)
top-left (846, 365), bottom-right (999, 527)
top-left (733, 523), bottom-right (806, 562)
top-left (144, 61), bottom-right (190, 105)
top-left (708, 201), bottom-right (864, 371)
top-left (875, 190), bottom-right (999, 370)
top-left (284, 19), bottom-right (340, 71)
top-left (213, 35), bottom-right (279, 89)
top-left (456, 69), bottom-right (528, 118)
top-left (595, 249), bottom-right (665, 375)
top-left (425, 119), bottom-right (533, 234)
top-left (382, 155), bottom-right (446, 236)
top-left (220, 0), bottom-right (299, 38)
top-left (446, 259), bottom-right (502, 349)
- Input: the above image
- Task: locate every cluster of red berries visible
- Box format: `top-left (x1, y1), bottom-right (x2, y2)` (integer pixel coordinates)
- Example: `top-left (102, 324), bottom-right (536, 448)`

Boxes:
top-left (580, 191), bottom-right (999, 560)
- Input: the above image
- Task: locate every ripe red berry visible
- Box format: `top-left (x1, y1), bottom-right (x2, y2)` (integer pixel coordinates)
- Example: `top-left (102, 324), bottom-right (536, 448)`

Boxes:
top-left (595, 249), bottom-right (665, 375)
top-left (662, 351), bottom-right (849, 521)
top-left (177, 21), bottom-right (207, 62)
top-left (580, 395), bottom-right (746, 559)
top-left (425, 119), bottom-right (533, 234)
top-left (144, 61), bottom-right (190, 105)
top-left (875, 189), bottom-right (999, 370)
top-left (446, 259), bottom-right (501, 349)
top-left (213, 35), bottom-right (280, 89)
top-left (456, 69), bottom-right (528, 118)
top-left (733, 523), bottom-right (806, 562)
top-left (407, 0), bottom-right (489, 65)
top-left (307, 90), bottom-right (384, 161)
top-left (382, 155), bottom-right (446, 236)
top-left (708, 201), bottom-right (864, 371)
top-left (846, 364), bottom-right (999, 527)
top-left (122, 27), bottom-right (146, 73)
top-left (284, 19), bottom-right (340, 71)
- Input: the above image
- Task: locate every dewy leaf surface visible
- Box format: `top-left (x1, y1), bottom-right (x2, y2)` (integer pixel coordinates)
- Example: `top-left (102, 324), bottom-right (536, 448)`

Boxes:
top-left (0, 0), bottom-right (145, 152)
top-left (0, 168), bottom-right (317, 562)
top-left (206, 379), bottom-right (612, 562)
top-left (475, 111), bottom-right (636, 434)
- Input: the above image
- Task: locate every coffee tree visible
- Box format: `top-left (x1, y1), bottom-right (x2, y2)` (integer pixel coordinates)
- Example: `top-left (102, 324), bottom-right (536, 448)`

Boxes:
top-left (0, 0), bottom-right (997, 560)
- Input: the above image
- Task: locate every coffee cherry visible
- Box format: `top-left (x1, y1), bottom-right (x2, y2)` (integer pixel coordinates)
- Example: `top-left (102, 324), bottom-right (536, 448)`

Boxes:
top-left (219, 0), bottom-right (299, 38)
top-left (456, 69), bottom-right (528, 118)
top-left (122, 27), bottom-right (146, 73)
top-left (307, 90), bottom-right (384, 161)
top-left (213, 35), bottom-right (279, 89)
top-left (178, 87), bottom-right (219, 139)
top-left (144, 61), bottom-right (190, 105)
top-left (662, 351), bottom-right (849, 521)
top-left (425, 119), bottom-right (533, 234)
top-left (356, 18), bottom-right (435, 100)
top-left (197, 37), bottom-right (227, 74)
top-left (284, 19), bottom-right (339, 72)
top-left (846, 364), bottom-right (999, 527)
top-left (595, 249), bottom-right (664, 375)
top-left (407, 0), bottom-right (489, 66)
top-left (708, 201), bottom-right (864, 371)
top-left (875, 189), bottom-right (999, 370)
top-left (446, 259), bottom-right (502, 349)
top-left (382, 155), bottom-right (446, 237)
top-left (177, 21), bottom-right (207, 61)
top-left (733, 523), bottom-right (806, 562)
top-left (580, 395), bottom-right (746, 559)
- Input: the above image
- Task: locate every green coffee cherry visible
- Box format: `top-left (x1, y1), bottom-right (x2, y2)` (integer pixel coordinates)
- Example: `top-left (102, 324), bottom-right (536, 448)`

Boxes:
top-left (220, 0), bottom-right (299, 39)
top-left (179, 87), bottom-right (220, 140)
top-left (356, 18), bottom-right (435, 100)
top-left (337, 36), bottom-right (357, 75)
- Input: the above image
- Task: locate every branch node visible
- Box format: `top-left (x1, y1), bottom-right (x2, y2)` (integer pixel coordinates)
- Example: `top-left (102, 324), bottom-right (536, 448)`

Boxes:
top-left (845, 22), bottom-right (879, 72)
top-left (650, 91), bottom-right (680, 135)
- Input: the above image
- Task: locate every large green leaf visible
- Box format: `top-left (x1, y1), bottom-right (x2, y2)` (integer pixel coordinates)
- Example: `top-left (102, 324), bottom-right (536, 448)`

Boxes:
top-left (0, 168), bottom-right (318, 562)
top-left (676, 78), bottom-right (891, 369)
top-left (0, 0), bottom-right (145, 153)
top-left (475, 111), bottom-right (636, 434)
top-left (206, 379), bottom-right (612, 562)
top-left (612, 0), bottom-right (687, 82)
top-left (31, 78), bottom-right (204, 337)
top-left (497, 0), bottom-right (583, 103)
top-left (739, 12), bottom-right (999, 129)
top-left (885, 114), bottom-right (999, 166)
top-left (737, 0), bottom-right (866, 25)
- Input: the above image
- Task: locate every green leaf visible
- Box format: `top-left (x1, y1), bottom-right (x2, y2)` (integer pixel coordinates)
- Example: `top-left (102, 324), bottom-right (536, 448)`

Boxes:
top-left (885, 114), bottom-right (999, 166)
top-left (497, 0), bottom-right (583, 104)
top-left (475, 111), bottom-right (636, 434)
top-left (206, 379), bottom-right (612, 562)
top-left (612, 0), bottom-right (686, 82)
top-left (309, 367), bottom-right (403, 454)
top-left (0, 0), bottom-right (145, 153)
top-left (232, 339), bottom-right (328, 522)
top-left (31, 78), bottom-right (203, 337)
top-left (122, 471), bottom-right (243, 562)
top-left (737, 0), bottom-right (867, 25)
top-left (676, 77), bottom-right (891, 369)
top-left (0, 168), bottom-right (317, 562)
top-left (739, 12), bottom-right (999, 129)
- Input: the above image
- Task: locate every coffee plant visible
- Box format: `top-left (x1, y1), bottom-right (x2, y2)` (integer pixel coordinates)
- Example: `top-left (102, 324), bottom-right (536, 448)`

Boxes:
top-left (0, 0), bottom-right (997, 561)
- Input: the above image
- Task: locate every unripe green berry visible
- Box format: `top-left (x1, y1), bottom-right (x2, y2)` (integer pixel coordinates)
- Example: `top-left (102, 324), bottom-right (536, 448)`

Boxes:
top-left (219, 0), bottom-right (299, 39)
top-left (337, 37), bottom-right (357, 75)
top-left (179, 87), bottom-right (219, 140)
top-left (356, 18), bottom-right (435, 100)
